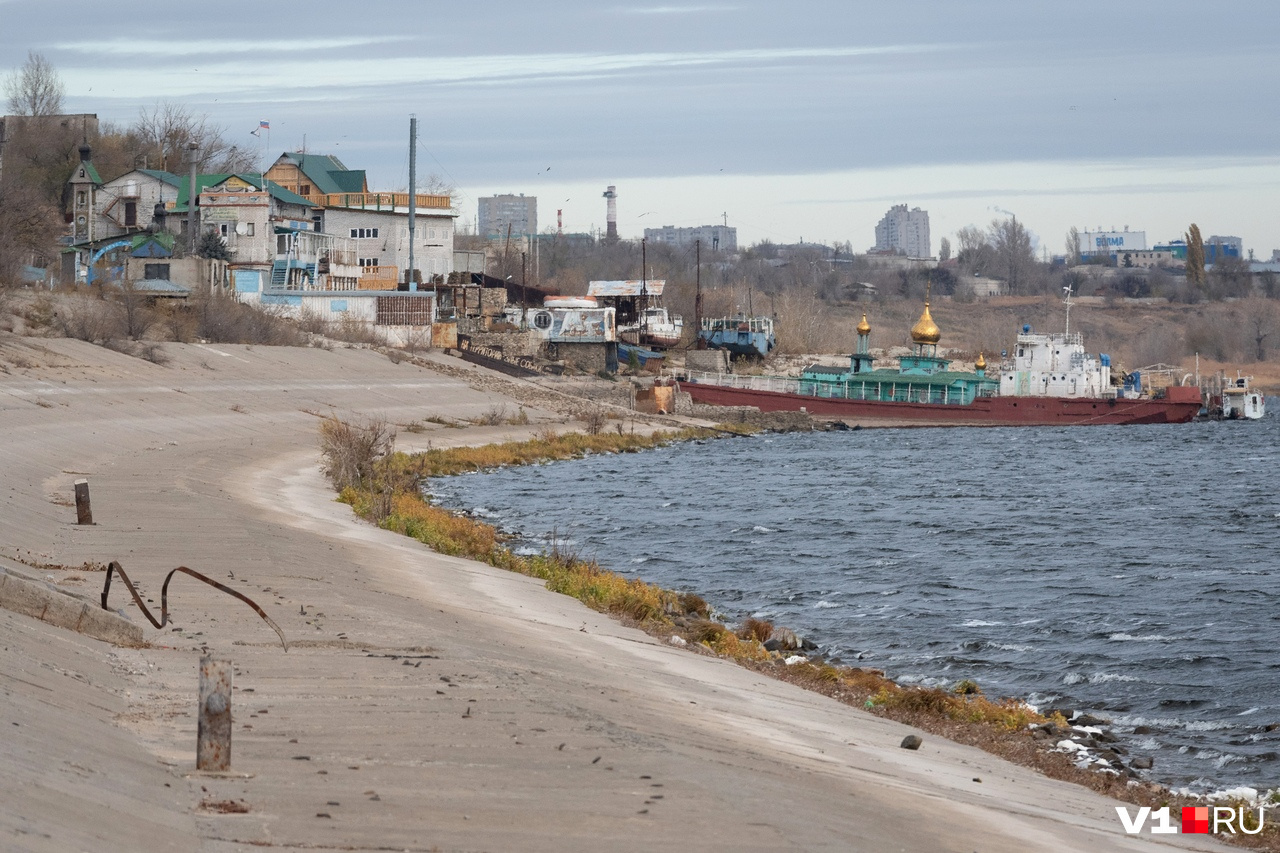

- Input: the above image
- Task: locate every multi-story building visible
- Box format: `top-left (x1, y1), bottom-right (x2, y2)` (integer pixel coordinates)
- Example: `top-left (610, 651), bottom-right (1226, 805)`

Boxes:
top-left (322, 206), bottom-right (456, 288)
top-left (1080, 229), bottom-right (1147, 262)
top-left (643, 224), bottom-right (737, 253)
top-left (478, 193), bottom-right (537, 240)
top-left (873, 204), bottom-right (930, 258)
top-left (1204, 235), bottom-right (1243, 264)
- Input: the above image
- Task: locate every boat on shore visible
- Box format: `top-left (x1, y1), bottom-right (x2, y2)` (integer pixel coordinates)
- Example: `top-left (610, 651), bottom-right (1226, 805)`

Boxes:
top-left (698, 315), bottom-right (777, 359)
top-left (680, 292), bottom-right (1202, 427)
top-left (620, 306), bottom-right (684, 349)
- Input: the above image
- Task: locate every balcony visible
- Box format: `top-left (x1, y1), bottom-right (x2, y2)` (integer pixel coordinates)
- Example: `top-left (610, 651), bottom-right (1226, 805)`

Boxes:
top-left (357, 265), bottom-right (400, 290)
top-left (316, 192), bottom-right (451, 211)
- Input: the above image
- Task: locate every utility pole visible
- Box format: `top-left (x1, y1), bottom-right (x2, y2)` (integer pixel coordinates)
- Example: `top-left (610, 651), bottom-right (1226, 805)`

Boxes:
top-left (695, 239), bottom-right (705, 349)
top-left (187, 142), bottom-right (199, 255)
top-left (408, 115), bottom-right (417, 292)
top-left (640, 238), bottom-right (648, 340)
top-left (521, 250), bottom-right (527, 328)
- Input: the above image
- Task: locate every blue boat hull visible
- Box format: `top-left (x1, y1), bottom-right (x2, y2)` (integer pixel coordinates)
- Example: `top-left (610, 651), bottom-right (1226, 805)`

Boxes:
top-left (698, 328), bottom-right (776, 358)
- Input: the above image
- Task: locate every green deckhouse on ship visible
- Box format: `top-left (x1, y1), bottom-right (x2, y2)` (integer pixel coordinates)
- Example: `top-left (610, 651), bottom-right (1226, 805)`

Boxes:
top-left (680, 295), bottom-right (1203, 427)
top-left (798, 305), bottom-right (998, 405)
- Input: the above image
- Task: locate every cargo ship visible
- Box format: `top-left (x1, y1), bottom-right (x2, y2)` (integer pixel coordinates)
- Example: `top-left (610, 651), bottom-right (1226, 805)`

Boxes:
top-left (680, 293), bottom-right (1202, 427)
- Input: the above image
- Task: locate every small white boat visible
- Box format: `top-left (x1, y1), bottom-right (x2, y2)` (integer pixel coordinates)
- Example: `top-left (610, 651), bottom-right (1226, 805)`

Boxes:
top-left (620, 306), bottom-right (684, 349)
top-left (1221, 375), bottom-right (1266, 420)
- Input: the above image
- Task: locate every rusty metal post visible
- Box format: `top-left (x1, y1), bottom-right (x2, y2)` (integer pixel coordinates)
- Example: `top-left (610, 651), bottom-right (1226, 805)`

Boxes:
top-left (197, 656), bottom-right (232, 771)
top-left (74, 479), bottom-right (93, 525)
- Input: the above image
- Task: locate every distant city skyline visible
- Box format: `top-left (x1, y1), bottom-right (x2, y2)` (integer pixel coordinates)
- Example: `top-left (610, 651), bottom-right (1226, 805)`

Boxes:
top-left (6, 1), bottom-right (1278, 257)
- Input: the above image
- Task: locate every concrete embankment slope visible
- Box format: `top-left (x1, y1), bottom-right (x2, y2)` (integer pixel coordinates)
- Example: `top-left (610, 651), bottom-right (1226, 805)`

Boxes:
top-left (0, 336), bottom-right (1228, 852)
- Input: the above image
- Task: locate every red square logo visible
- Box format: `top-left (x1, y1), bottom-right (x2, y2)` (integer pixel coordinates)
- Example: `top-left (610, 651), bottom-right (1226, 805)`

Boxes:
top-left (1182, 806), bottom-right (1210, 834)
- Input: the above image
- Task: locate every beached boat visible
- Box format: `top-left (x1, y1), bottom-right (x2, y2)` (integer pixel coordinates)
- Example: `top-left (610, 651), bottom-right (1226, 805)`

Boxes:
top-left (620, 306), bottom-right (684, 349)
top-left (680, 293), bottom-right (1201, 427)
top-left (698, 315), bottom-right (777, 359)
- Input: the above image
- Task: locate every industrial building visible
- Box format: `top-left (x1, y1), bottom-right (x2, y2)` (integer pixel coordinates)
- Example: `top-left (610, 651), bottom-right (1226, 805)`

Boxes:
top-left (643, 224), bottom-right (737, 253)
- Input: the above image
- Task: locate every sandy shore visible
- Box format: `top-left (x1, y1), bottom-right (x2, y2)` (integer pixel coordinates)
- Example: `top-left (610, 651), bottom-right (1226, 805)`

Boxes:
top-left (0, 336), bottom-right (1231, 852)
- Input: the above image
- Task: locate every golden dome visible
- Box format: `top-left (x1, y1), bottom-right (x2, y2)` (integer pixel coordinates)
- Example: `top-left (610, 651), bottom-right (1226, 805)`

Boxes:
top-left (910, 302), bottom-right (941, 345)
top-left (856, 313), bottom-right (871, 335)
top-left (975, 352), bottom-right (987, 370)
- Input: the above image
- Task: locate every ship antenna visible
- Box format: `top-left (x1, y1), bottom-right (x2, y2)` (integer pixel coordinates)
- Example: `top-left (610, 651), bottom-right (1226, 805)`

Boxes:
top-left (1063, 284), bottom-right (1073, 337)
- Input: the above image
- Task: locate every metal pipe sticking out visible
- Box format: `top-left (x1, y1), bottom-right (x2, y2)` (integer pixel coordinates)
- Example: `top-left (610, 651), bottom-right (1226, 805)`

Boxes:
top-left (197, 656), bottom-right (232, 771)
top-left (74, 479), bottom-right (93, 525)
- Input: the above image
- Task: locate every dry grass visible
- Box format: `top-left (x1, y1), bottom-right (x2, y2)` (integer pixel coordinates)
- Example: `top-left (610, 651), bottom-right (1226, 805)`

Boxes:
top-left (738, 617), bottom-right (774, 642)
top-left (320, 420), bottom-right (1280, 849)
top-left (318, 415), bottom-right (396, 492)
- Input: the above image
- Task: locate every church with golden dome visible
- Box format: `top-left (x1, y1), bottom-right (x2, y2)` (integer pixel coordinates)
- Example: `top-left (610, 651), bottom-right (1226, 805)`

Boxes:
top-left (798, 301), bottom-right (998, 405)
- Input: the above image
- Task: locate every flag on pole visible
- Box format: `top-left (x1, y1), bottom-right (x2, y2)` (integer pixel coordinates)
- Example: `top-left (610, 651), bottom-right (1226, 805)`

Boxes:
top-left (250, 120), bottom-right (270, 137)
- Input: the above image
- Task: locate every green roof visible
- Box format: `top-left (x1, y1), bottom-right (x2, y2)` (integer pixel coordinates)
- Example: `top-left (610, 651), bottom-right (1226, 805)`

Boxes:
top-left (284, 151), bottom-right (367, 195)
top-left (170, 175), bottom-right (316, 212)
top-left (137, 169), bottom-right (183, 188)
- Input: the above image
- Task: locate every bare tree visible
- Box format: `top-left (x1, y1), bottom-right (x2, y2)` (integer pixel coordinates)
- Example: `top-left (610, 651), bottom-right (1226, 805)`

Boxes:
top-left (4, 52), bottom-right (64, 116)
top-left (1065, 227), bottom-right (1082, 266)
top-left (132, 102), bottom-right (254, 173)
top-left (0, 179), bottom-right (61, 284)
top-left (1246, 299), bottom-right (1275, 361)
top-left (988, 216), bottom-right (1035, 295)
top-left (955, 225), bottom-right (995, 277)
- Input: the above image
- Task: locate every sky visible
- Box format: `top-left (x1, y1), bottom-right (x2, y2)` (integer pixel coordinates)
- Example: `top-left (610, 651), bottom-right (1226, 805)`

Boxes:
top-left (4, 0), bottom-right (1278, 258)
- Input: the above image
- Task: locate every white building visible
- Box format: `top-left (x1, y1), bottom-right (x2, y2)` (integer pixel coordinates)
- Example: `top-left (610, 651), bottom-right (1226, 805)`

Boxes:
top-left (873, 204), bottom-right (931, 258)
top-left (643, 224), bottom-right (737, 253)
top-left (1080, 228), bottom-right (1147, 261)
top-left (478, 193), bottom-right (537, 240)
top-left (322, 206), bottom-right (456, 288)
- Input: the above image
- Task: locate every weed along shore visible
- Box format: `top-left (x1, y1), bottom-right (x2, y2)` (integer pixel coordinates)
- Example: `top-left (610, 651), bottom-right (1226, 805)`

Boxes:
top-left (323, 414), bottom-right (1277, 850)
top-left (0, 339), bottom-right (1246, 851)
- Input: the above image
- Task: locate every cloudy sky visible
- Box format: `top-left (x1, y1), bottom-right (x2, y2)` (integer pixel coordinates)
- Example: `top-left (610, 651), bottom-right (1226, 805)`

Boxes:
top-left (5, 0), bottom-right (1278, 257)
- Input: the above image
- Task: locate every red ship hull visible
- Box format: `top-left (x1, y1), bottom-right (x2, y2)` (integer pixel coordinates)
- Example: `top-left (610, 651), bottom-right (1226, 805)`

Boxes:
top-left (680, 382), bottom-right (1202, 427)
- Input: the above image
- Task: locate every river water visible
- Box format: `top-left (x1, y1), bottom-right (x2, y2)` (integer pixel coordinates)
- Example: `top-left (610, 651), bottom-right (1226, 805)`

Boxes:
top-left (429, 416), bottom-right (1280, 794)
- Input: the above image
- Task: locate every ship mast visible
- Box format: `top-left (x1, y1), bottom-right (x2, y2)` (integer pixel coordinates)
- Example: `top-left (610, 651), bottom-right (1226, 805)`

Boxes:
top-left (1063, 284), bottom-right (1073, 337)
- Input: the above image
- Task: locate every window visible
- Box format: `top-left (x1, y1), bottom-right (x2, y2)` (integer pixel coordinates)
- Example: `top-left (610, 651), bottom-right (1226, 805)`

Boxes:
top-left (124, 201), bottom-right (137, 227)
top-left (244, 222), bottom-right (254, 236)
top-left (359, 258), bottom-right (381, 268)
top-left (219, 223), bottom-right (231, 237)
top-left (144, 263), bottom-right (171, 280)
top-left (349, 228), bottom-right (379, 238)
top-left (300, 184), bottom-right (312, 195)
top-left (76, 191), bottom-right (86, 206)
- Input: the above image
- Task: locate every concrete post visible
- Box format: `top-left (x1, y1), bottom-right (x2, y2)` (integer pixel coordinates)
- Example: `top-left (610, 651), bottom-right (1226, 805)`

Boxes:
top-left (73, 479), bottom-right (93, 525)
top-left (197, 656), bottom-right (232, 771)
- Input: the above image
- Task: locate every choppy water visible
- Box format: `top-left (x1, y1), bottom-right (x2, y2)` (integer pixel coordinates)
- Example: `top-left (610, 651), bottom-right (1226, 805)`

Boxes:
top-left (430, 416), bottom-right (1280, 793)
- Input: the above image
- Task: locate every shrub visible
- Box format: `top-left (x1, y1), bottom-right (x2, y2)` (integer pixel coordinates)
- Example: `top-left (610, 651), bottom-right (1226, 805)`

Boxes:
top-left (582, 408), bottom-right (607, 435)
top-left (318, 415), bottom-right (396, 491)
top-left (738, 617), bottom-right (773, 642)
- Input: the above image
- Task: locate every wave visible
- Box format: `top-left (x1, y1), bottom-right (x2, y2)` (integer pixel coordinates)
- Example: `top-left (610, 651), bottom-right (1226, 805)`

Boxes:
top-left (1063, 671), bottom-right (1141, 685)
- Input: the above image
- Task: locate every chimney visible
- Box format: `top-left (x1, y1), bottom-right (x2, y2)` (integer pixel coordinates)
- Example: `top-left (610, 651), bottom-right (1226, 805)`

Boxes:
top-left (603, 185), bottom-right (617, 241)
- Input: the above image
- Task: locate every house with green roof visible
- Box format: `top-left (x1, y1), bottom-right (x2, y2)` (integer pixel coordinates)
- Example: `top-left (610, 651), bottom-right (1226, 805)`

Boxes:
top-left (265, 151), bottom-right (368, 203)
